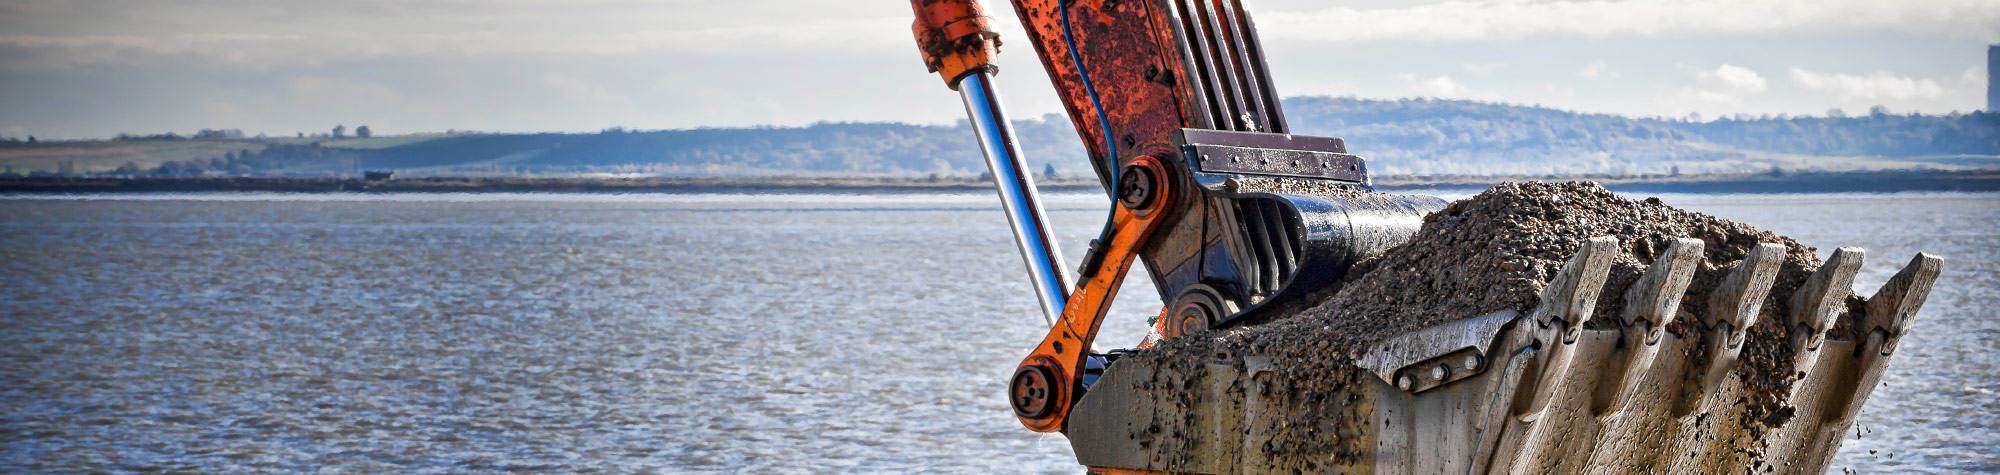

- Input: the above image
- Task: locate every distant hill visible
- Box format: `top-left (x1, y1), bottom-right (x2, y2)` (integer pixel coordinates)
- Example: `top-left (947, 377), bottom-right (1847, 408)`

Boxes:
top-left (1283, 97), bottom-right (1998, 175)
top-left (3, 97), bottom-right (1993, 179)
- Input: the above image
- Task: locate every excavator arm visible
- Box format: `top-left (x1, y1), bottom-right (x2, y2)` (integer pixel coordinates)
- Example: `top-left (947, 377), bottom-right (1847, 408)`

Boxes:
top-left (909, 1), bottom-right (1946, 473)
top-left (913, 0), bottom-right (1441, 434)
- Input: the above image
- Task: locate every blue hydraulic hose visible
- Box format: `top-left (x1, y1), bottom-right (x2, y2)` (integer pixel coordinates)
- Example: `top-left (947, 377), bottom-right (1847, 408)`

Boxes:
top-left (1057, 0), bottom-right (1123, 261)
top-left (1057, 0), bottom-right (1119, 173)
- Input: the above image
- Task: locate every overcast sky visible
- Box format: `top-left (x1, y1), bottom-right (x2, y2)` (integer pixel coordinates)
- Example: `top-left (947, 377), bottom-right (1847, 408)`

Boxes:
top-left (1, 0), bottom-right (1995, 139)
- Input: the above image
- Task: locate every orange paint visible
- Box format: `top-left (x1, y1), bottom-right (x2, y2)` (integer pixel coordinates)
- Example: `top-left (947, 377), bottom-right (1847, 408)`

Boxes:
top-left (910, 0), bottom-right (1003, 89)
top-left (1012, 156), bottom-right (1172, 433)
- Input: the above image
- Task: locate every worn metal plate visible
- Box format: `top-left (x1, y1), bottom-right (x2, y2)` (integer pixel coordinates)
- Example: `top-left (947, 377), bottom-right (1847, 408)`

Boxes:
top-left (1177, 128), bottom-right (1366, 182)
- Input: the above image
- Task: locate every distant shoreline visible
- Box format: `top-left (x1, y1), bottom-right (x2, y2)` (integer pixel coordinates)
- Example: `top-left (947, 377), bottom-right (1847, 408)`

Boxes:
top-left (2, 170), bottom-right (1997, 195)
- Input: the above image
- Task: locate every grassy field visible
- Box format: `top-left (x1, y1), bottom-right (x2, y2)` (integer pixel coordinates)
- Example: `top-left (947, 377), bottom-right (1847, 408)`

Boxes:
top-left (0, 135), bottom-right (448, 174)
top-left (255, 134), bottom-right (450, 149)
top-left (0, 140), bottom-right (263, 174)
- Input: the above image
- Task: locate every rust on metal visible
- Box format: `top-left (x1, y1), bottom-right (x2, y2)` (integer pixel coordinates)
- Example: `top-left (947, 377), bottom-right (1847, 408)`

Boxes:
top-left (910, 0), bottom-right (1004, 89)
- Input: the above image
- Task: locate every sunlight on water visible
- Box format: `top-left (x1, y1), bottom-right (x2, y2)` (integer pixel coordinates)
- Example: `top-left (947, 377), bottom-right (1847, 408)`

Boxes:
top-left (1, 191), bottom-right (1994, 472)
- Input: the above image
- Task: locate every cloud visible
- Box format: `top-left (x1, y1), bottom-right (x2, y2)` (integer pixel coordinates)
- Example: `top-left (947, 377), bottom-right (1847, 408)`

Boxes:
top-left (1258, 0), bottom-right (2000, 43)
top-left (1788, 67), bottom-right (1945, 100)
top-left (1402, 74), bottom-right (1471, 97)
top-left (1701, 64), bottom-right (1769, 93)
top-left (0, 19), bottom-right (905, 71)
top-left (1461, 62), bottom-right (1506, 75)
top-left (1577, 61), bottom-right (1611, 79)
top-left (1670, 64), bottom-right (1768, 107)
top-left (0, 0), bottom-right (910, 71)
top-left (1680, 89), bottom-right (1744, 106)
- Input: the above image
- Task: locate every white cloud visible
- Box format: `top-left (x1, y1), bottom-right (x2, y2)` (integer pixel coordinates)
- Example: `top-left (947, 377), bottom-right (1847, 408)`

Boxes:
top-left (1789, 67), bottom-right (1945, 100)
top-left (1668, 64), bottom-right (1768, 110)
top-left (1577, 61), bottom-right (1611, 79)
top-left (1403, 74), bottom-right (1471, 97)
top-left (1461, 62), bottom-right (1506, 75)
top-left (2, 0), bottom-right (1992, 137)
top-left (1680, 89), bottom-right (1744, 106)
top-left (1258, 0), bottom-right (2000, 43)
top-left (0, 1), bottom-right (911, 71)
top-left (0, 17), bottom-right (906, 70)
top-left (1701, 64), bottom-right (1769, 93)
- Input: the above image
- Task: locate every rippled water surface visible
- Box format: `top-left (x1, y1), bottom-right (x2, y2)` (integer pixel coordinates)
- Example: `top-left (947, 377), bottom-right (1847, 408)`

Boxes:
top-left (1, 191), bottom-right (1994, 473)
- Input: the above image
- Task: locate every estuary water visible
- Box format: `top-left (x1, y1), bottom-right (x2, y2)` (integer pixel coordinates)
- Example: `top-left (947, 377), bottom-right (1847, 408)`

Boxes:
top-left (1, 190), bottom-right (1994, 473)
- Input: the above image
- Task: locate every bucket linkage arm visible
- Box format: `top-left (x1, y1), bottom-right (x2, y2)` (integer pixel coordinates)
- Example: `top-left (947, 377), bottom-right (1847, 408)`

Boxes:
top-left (910, 0), bottom-right (1440, 434)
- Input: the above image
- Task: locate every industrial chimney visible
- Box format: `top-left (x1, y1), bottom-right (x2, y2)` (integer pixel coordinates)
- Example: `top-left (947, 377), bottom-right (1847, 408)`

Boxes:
top-left (1990, 44), bottom-right (1999, 112)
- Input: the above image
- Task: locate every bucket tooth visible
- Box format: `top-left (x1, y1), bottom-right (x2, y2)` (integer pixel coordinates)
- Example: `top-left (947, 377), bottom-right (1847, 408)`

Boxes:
top-left (1531, 236), bottom-right (1621, 343)
top-left (1598, 238), bottom-right (1702, 413)
top-left (1618, 238), bottom-right (1703, 346)
top-left (1688, 243), bottom-right (1785, 412)
top-left (1516, 236), bottom-right (1618, 416)
top-left (1861, 252), bottom-right (1943, 356)
top-left (1496, 237), bottom-right (1618, 471)
top-left (1827, 252), bottom-right (1944, 423)
top-left (1789, 247), bottom-right (1864, 354)
top-left (1751, 253), bottom-right (1948, 474)
top-left (1522, 236), bottom-right (1620, 417)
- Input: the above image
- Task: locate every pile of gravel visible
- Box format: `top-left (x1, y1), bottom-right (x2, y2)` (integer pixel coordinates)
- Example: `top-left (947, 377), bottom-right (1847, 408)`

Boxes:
top-left (1137, 181), bottom-right (1850, 464)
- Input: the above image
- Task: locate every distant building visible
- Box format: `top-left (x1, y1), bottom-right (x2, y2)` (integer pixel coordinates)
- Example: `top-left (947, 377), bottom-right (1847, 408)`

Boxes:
top-left (1990, 45), bottom-right (1999, 112)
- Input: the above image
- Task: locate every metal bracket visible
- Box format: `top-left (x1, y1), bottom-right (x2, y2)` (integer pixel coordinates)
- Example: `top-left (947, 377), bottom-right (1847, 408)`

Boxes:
top-left (1176, 129), bottom-right (1367, 182)
top-left (1357, 310), bottom-right (1520, 392)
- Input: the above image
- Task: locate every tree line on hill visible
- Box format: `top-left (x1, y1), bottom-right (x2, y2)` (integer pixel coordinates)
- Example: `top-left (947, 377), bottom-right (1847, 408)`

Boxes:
top-left (129, 143), bottom-right (343, 176)
top-left (101, 124), bottom-right (374, 142)
top-left (1281, 97), bottom-right (1996, 175)
top-left (54, 97), bottom-right (2000, 179)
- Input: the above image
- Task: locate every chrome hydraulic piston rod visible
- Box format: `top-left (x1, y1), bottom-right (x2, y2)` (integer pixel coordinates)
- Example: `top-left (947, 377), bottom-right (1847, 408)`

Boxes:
top-left (958, 71), bottom-right (1069, 326)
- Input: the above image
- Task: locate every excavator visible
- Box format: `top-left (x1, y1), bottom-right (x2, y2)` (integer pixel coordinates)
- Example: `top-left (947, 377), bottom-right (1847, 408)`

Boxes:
top-left (907, 0), bottom-right (1945, 473)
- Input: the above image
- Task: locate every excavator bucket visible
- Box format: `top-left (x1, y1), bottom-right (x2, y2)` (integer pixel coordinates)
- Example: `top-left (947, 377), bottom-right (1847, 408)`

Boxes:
top-left (1065, 184), bottom-right (1946, 474)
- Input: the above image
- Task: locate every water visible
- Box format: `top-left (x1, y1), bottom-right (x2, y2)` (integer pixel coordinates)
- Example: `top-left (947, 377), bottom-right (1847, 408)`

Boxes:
top-left (0, 191), bottom-right (1994, 473)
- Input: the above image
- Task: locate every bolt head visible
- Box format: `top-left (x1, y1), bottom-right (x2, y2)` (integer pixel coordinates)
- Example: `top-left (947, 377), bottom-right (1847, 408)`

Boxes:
top-left (1115, 165), bottom-right (1155, 210)
top-left (1009, 366), bottom-right (1059, 419)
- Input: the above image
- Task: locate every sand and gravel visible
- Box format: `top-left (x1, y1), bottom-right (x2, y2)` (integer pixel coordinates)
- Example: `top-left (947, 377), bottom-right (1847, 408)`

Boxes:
top-left (1135, 181), bottom-right (1856, 462)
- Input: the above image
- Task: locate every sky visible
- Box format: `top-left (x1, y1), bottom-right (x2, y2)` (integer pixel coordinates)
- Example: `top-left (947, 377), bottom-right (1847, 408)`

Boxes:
top-left (0, 0), bottom-right (1996, 139)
